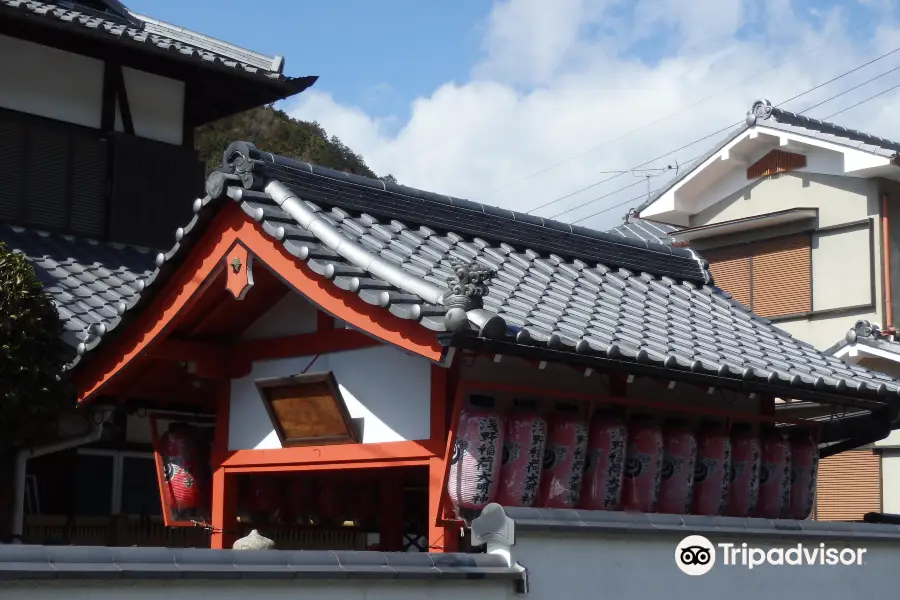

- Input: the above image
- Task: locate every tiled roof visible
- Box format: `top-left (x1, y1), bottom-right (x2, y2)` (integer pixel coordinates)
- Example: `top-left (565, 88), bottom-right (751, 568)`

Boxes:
top-left (29, 139), bottom-right (900, 413)
top-left (634, 100), bottom-right (900, 217)
top-left (607, 212), bottom-right (678, 245)
top-left (824, 319), bottom-right (900, 358)
top-left (0, 0), bottom-right (313, 86)
top-left (0, 225), bottom-right (156, 363)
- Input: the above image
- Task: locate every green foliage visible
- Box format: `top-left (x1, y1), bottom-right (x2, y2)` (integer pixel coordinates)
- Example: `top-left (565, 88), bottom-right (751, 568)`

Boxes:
top-left (0, 242), bottom-right (68, 452)
top-left (196, 106), bottom-right (384, 179)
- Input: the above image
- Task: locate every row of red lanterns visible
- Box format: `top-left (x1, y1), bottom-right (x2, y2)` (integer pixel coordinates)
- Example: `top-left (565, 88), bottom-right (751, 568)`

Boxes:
top-left (446, 396), bottom-right (818, 520)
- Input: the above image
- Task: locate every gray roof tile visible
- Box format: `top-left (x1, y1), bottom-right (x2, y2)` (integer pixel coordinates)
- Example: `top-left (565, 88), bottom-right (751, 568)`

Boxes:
top-left (0, 0), bottom-right (306, 84)
top-left (8, 142), bottom-right (900, 414)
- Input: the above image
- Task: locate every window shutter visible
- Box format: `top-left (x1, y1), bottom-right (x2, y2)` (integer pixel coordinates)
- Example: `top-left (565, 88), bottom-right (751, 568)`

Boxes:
top-left (0, 111), bottom-right (25, 221)
top-left (751, 234), bottom-right (811, 318)
top-left (704, 245), bottom-right (752, 307)
top-left (23, 122), bottom-right (69, 230)
top-left (815, 449), bottom-right (880, 521)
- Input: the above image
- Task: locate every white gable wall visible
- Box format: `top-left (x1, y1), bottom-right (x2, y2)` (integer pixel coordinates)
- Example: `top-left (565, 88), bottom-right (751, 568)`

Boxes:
top-left (0, 34), bottom-right (185, 144)
top-left (239, 292), bottom-right (319, 340)
top-left (228, 347), bottom-right (432, 450)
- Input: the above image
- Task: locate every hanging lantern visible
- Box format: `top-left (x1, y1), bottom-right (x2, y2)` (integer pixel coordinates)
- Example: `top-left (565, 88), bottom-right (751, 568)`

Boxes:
top-left (580, 410), bottom-right (627, 511)
top-left (657, 419), bottom-right (697, 515)
top-left (755, 426), bottom-right (792, 519)
top-left (727, 424), bottom-right (761, 517)
top-left (496, 399), bottom-right (547, 507)
top-left (692, 421), bottom-right (732, 516)
top-left (621, 415), bottom-right (664, 513)
top-left (282, 477), bottom-right (310, 525)
top-left (538, 404), bottom-right (589, 509)
top-left (446, 396), bottom-right (504, 514)
top-left (789, 429), bottom-right (819, 520)
top-left (159, 422), bottom-right (209, 520)
top-left (243, 475), bottom-right (283, 523)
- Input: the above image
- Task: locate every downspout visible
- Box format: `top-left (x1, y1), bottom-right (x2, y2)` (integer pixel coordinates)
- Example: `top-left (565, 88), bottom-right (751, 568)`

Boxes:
top-left (883, 193), bottom-right (893, 330)
top-left (10, 410), bottom-right (114, 542)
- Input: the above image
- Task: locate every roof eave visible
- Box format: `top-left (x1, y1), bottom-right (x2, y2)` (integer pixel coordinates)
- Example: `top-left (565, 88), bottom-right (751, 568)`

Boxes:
top-left (444, 334), bottom-right (900, 413)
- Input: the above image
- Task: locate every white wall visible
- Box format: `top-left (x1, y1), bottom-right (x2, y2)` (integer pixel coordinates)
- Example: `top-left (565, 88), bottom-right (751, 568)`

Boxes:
top-left (0, 34), bottom-right (104, 128)
top-left (513, 531), bottom-right (900, 599)
top-left (115, 67), bottom-right (185, 145)
top-left (0, 34), bottom-right (185, 144)
top-left (882, 451), bottom-right (900, 514)
top-left (239, 292), bottom-right (319, 340)
top-left (228, 346), bottom-right (432, 450)
top-left (0, 580), bottom-right (515, 600)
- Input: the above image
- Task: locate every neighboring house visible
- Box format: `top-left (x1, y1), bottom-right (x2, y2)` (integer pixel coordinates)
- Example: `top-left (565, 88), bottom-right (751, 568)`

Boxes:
top-left (635, 98), bottom-right (900, 520)
top-left (0, 0), bottom-right (315, 544)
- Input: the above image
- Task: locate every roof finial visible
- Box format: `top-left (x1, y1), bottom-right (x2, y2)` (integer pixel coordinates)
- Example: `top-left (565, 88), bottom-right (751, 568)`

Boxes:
top-left (746, 99), bottom-right (774, 127)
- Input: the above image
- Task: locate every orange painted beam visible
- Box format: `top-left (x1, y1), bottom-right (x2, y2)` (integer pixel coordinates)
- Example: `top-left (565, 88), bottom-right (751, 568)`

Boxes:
top-left (234, 328), bottom-right (379, 363)
top-left (217, 439), bottom-right (436, 469)
top-left (223, 458), bottom-right (429, 474)
top-left (72, 202), bottom-right (443, 403)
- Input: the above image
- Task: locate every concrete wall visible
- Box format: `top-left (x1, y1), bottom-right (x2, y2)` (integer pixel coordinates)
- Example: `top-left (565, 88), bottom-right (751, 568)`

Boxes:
top-left (0, 580), bottom-right (516, 600)
top-left (690, 172), bottom-right (881, 350)
top-left (0, 34), bottom-right (185, 144)
top-left (513, 530), bottom-right (900, 599)
top-left (228, 346), bottom-right (432, 450)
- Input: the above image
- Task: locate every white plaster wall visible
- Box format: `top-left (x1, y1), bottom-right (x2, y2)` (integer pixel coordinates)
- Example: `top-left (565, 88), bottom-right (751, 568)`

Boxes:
top-left (0, 580), bottom-right (515, 600)
top-left (812, 223), bottom-right (872, 311)
top-left (115, 67), bottom-right (185, 145)
top-left (881, 451), bottom-right (900, 514)
top-left (228, 346), bottom-right (432, 450)
top-left (0, 34), bottom-right (104, 128)
top-left (513, 531), bottom-right (900, 599)
top-left (239, 292), bottom-right (319, 340)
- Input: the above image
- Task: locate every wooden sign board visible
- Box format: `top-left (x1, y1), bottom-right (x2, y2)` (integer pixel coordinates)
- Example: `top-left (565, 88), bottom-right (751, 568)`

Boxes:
top-left (255, 372), bottom-right (361, 447)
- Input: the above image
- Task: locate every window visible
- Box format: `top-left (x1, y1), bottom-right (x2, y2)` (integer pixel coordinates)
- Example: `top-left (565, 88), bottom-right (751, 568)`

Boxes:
top-left (75, 450), bottom-right (161, 517)
top-left (704, 234), bottom-right (811, 318)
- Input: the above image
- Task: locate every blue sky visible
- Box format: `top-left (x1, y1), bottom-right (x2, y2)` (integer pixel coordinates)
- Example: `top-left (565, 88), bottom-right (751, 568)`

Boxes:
top-left (126, 0), bottom-right (900, 230)
top-left (127, 0), bottom-right (488, 123)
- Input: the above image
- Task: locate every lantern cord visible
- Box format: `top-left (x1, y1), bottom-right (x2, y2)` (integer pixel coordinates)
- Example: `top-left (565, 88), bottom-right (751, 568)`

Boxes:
top-left (300, 354), bottom-right (321, 375)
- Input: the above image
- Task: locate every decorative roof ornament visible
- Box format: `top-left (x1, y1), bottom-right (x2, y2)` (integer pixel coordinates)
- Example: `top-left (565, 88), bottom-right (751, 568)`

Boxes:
top-left (232, 529), bottom-right (275, 551)
top-left (442, 259), bottom-right (494, 312)
top-left (442, 260), bottom-right (495, 333)
top-left (746, 99), bottom-right (775, 127)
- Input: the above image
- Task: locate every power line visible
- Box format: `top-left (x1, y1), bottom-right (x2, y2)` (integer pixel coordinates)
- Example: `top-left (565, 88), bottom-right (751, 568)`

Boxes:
top-left (532, 43), bottom-right (900, 220)
top-left (795, 64), bottom-right (900, 115)
top-left (822, 81), bottom-right (900, 120)
top-left (480, 36), bottom-right (837, 199)
top-left (574, 187), bottom-right (665, 224)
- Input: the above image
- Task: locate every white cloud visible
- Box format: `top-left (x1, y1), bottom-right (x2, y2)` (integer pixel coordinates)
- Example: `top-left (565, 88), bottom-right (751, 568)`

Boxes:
top-left (284, 0), bottom-right (900, 230)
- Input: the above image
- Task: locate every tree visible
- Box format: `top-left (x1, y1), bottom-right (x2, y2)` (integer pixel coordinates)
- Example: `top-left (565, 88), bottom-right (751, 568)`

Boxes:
top-left (0, 242), bottom-right (68, 454)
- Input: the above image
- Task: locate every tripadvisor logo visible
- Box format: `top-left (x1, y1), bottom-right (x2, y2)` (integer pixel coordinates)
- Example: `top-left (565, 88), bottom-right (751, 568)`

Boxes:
top-left (675, 535), bottom-right (867, 575)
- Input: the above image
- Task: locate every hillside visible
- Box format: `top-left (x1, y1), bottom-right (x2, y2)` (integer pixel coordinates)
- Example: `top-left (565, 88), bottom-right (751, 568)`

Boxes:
top-left (195, 106), bottom-right (395, 183)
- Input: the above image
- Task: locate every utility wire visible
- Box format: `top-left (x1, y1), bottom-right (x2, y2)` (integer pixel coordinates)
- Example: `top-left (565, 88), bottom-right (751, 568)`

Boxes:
top-left (533, 43), bottom-right (900, 220)
top-left (481, 36), bottom-right (837, 198)
top-left (822, 81), bottom-right (900, 120)
top-left (794, 64), bottom-right (900, 115)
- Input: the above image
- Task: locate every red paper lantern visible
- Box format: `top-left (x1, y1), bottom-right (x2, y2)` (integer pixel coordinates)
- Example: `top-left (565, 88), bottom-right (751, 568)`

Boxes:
top-left (496, 400), bottom-right (547, 507)
top-left (538, 404), bottom-right (589, 509)
top-left (621, 415), bottom-right (663, 513)
top-left (692, 422), bottom-right (732, 516)
top-left (579, 410), bottom-right (628, 511)
top-left (727, 424), bottom-right (761, 517)
top-left (755, 427), bottom-right (792, 519)
top-left (282, 478), bottom-right (309, 524)
top-left (159, 422), bottom-right (209, 518)
top-left (658, 419), bottom-right (697, 515)
top-left (447, 396), bottom-right (504, 513)
top-left (789, 430), bottom-right (819, 520)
